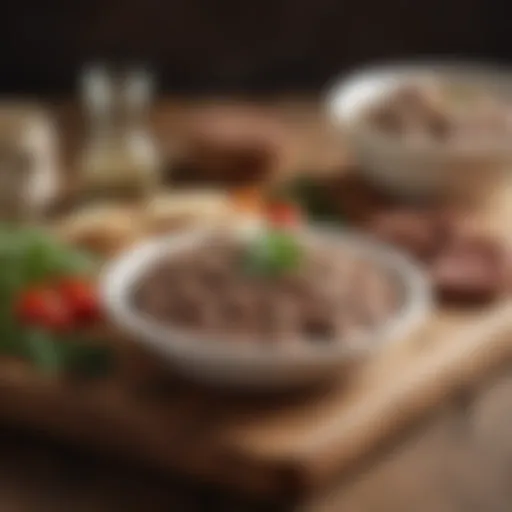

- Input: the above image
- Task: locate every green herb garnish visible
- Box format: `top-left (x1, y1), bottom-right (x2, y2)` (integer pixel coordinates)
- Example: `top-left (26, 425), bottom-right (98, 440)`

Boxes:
top-left (271, 176), bottom-right (344, 224)
top-left (243, 229), bottom-right (302, 277)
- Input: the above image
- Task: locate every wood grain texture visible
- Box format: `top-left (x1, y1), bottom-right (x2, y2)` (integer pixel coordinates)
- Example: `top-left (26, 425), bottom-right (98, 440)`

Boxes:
top-left (2, 305), bottom-right (512, 498)
top-left (3, 367), bottom-right (512, 511)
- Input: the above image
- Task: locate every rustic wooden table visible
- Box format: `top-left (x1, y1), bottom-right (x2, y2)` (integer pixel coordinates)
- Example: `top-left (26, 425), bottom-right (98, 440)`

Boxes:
top-left (1, 365), bottom-right (512, 512)
top-left (0, 98), bottom-right (511, 511)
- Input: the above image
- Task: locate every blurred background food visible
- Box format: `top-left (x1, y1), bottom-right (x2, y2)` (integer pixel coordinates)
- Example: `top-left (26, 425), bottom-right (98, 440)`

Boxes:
top-left (55, 189), bottom-right (263, 256)
top-left (55, 203), bottom-right (142, 255)
top-left (174, 106), bottom-right (291, 186)
top-left (140, 190), bottom-right (233, 234)
top-left (363, 79), bottom-right (512, 147)
top-left (328, 65), bottom-right (512, 202)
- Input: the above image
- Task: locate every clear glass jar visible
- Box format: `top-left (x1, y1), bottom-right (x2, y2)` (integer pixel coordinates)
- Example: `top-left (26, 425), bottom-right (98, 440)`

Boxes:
top-left (79, 64), bottom-right (161, 202)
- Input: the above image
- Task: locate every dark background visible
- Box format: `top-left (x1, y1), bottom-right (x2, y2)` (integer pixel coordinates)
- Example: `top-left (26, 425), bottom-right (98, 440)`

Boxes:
top-left (1, 0), bottom-right (510, 95)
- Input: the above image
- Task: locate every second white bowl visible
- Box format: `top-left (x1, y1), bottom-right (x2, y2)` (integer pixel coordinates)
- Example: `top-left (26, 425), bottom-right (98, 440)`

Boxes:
top-left (326, 62), bottom-right (512, 201)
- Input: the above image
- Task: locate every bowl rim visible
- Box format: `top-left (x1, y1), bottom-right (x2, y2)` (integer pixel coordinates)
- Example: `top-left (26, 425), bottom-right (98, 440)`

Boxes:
top-left (100, 226), bottom-right (432, 368)
top-left (324, 60), bottom-right (512, 159)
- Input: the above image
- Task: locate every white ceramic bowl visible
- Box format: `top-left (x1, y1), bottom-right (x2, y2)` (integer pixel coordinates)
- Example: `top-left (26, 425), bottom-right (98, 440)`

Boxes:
top-left (100, 227), bottom-right (432, 390)
top-left (326, 62), bottom-right (512, 201)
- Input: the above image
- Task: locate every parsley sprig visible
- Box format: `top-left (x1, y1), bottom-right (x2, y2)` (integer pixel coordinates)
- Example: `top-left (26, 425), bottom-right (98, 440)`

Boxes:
top-left (243, 229), bottom-right (303, 277)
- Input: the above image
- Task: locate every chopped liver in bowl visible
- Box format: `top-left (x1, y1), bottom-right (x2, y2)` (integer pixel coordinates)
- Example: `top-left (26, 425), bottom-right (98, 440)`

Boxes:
top-left (132, 233), bottom-right (403, 347)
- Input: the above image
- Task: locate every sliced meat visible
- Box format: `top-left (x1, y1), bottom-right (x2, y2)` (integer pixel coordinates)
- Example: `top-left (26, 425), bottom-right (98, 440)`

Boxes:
top-left (431, 236), bottom-right (507, 304)
top-left (367, 209), bottom-right (442, 260)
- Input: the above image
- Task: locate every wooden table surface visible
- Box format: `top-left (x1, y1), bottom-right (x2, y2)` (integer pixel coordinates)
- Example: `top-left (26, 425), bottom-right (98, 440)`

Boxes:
top-left (1, 363), bottom-right (512, 512)
top-left (1, 98), bottom-right (512, 511)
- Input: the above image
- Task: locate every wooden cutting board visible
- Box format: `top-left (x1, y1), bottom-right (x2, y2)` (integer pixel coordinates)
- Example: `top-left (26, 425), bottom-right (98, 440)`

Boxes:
top-left (2, 188), bottom-right (512, 498)
top-left (2, 101), bottom-right (512, 499)
top-left (0, 301), bottom-right (512, 497)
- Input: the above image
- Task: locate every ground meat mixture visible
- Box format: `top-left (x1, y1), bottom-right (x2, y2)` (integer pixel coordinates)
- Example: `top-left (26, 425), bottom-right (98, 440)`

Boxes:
top-left (364, 81), bottom-right (512, 147)
top-left (132, 236), bottom-right (402, 345)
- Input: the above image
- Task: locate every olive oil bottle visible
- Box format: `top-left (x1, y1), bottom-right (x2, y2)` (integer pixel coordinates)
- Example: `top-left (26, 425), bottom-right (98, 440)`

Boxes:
top-left (78, 64), bottom-right (161, 204)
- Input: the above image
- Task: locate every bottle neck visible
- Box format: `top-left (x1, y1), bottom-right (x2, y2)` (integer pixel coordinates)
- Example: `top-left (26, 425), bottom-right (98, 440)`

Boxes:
top-left (88, 106), bottom-right (149, 139)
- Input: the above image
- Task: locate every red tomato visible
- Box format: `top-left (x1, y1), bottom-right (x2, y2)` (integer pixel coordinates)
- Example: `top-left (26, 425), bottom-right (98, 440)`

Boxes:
top-left (16, 288), bottom-right (73, 331)
top-left (265, 202), bottom-right (303, 228)
top-left (57, 278), bottom-right (100, 324)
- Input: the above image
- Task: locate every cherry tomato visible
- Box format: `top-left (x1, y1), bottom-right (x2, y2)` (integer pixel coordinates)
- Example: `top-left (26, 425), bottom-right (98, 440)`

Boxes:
top-left (16, 288), bottom-right (73, 331)
top-left (57, 278), bottom-right (100, 324)
top-left (265, 202), bottom-right (303, 228)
